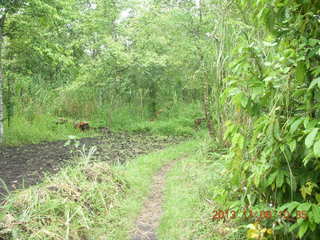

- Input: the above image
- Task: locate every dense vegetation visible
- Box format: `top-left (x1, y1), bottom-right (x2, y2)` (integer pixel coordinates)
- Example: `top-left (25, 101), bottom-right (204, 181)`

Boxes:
top-left (0, 0), bottom-right (320, 239)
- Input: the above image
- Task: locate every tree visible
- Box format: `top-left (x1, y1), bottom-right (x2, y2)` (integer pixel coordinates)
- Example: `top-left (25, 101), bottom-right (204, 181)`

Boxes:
top-left (0, 0), bottom-right (26, 143)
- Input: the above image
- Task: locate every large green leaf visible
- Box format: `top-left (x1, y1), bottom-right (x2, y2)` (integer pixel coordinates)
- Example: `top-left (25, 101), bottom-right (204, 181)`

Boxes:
top-left (266, 171), bottom-right (277, 186)
top-left (309, 77), bottom-right (320, 90)
top-left (289, 118), bottom-right (304, 134)
top-left (296, 62), bottom-right (306, 83)
top-left (312, 205), bottom-right (320, 224)
top-left (276, 171), bottom-right (284, 188)
top-left (305, 128), bottom-right (318, 148)
top-left (313, 140), bottom-right (320, 157)
top-left (298, 221), bottom-right (309, 238)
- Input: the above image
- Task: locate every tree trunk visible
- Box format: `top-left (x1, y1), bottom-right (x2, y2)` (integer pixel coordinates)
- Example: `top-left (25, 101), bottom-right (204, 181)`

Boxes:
top-left (0, 63), bottom-right (3, 144)
top-left (197, 0), bottom-right (214, 137)
top-left (149, 81), bottom-right (157, 118)
top-left (0, 15), bottom-right (5, 144)
top-left (203, 75), bottom-right (214, 137)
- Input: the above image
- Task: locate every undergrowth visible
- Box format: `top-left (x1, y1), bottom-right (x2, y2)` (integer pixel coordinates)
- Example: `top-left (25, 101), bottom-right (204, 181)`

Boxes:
top-left (3, 102), bottom-right (203, 145)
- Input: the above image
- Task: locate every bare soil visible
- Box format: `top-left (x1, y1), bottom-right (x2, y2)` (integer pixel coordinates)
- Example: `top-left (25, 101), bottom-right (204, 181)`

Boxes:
top-left (131, 157), bottom-right (184, 240)
top-left (0, 132), bottom-right (184, 198)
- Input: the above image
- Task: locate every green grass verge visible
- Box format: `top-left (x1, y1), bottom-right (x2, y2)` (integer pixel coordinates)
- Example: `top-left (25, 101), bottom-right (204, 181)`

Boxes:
top-left (0, 139), bottom-right (199, 239)
top-left (105, 139), bottom-right (199, 239)
top-left (157, 140), bottom-right (246, 240)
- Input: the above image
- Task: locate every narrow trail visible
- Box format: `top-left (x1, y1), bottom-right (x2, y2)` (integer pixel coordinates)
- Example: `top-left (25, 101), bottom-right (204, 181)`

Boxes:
top-left (131, 157), bottom-right (184, 240)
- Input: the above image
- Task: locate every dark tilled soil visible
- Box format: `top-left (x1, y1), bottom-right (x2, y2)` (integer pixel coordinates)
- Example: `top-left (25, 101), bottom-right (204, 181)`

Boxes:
top-left (0, 132), bottom-right (184, 197)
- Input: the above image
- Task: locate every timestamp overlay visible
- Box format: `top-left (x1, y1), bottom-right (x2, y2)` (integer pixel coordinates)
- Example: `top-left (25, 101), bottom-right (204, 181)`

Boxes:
top-left (212, 208), bottom-right (308, 221)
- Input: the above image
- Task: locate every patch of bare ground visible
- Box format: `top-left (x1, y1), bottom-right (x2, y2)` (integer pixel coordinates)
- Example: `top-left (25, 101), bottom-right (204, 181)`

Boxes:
top-left (0, 132), bottom-right (186, 198)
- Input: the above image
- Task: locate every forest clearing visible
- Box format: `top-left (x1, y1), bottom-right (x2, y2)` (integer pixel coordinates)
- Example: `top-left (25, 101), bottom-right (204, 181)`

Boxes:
top-left (0, 0), bottom-right (320, 239)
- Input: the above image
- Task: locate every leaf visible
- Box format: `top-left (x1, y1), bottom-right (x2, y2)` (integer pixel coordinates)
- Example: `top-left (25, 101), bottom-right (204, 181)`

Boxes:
top-left (289, 222), bottom-right (301, 232)
top-left (303, 152), bottom-right (314, 166)
top-left (279, 201), bottom-right (300, 214)
top-left (309, 77), bottom-right (320, 90)
top-left (297, 203), bottom-right (312, 212)
top-left (290, 118), bottom-right (304, 134)
top-left (276, 171), bottom-right (284, 188)
top-left (251, 87), bottom-right (264, 100)
top-left (309, 38), bottom-right (319, 47)
top-left (241, 95), bottom-right (249, 108)
top-left (298, 221), bottom-right (308, 238)
top-left (274, 119), bottom-right (281, 139)
top-left (296, 62), bottom-right (306, 82)
top-left (288, 140), bottom-right (297, 152)
top-left (247, 229), bottom-right (260, 240)
top-left (266, 171), bottom-right (277, 186)
top-left (287, 202), bottom-right (300, 213)
top-left (228, 88), bottom-right (241, 97)
top-left (312, 66), bottom-right (320, 76)
top-left (305, 128), bottom-right (318, 148)
top-left (312, 205), bottom-right (320, 224)
top-left (314, 140), bottom-right (320, 157)
top-left (303, 119), bottom-right (309, 130)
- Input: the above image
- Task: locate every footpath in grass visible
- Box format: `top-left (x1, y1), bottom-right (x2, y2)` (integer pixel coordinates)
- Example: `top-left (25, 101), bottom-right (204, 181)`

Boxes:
top-left (157, 148), bottom-right (239, 240)
top-left (0, 139), bottom-right (199, 239)
top-left (130, 156), bottom-right (187, 240)
top-left (0, 136), bottom-right (238, 240)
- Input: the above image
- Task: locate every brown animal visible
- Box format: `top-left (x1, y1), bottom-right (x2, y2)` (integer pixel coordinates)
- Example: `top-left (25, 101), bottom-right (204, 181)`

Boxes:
top-left (74, 121), bottom-right (90, 131)
top-left (194, 117), bottom-right (206, 129)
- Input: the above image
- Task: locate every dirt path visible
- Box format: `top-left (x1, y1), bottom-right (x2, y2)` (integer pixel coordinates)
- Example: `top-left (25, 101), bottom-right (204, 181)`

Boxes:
top-left (131, 157), bottom-right (183, 240)
top-left (0, 133), bottom-right (185, 198)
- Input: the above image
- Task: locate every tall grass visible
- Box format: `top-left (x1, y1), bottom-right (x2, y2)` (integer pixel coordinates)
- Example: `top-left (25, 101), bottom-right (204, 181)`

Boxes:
top-left (4, 96), bottom-right (204, 145)
top-left (3, 77), bottom-right (204, 146)
top-left (4, 114), bottom-right (97, 146)
top-left (126, 102), bottom-right (204, 136)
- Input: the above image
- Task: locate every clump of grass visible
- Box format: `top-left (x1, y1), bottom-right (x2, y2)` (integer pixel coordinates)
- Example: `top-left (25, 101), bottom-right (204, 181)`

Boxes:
top-left (128, 118), bottom-right (196, 136)
top-left (0, 149), bottom-right (128, 240)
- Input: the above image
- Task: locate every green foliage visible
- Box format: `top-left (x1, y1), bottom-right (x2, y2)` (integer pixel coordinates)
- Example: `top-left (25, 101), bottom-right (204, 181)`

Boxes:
top-left (1, 0), bottom-right (319, 238)
top-left (213, 0), bottom-right (320, 238)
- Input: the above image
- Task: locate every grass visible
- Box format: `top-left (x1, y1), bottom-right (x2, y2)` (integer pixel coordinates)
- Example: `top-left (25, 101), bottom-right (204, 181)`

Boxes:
top-left (116, 102), bottom-right (204, 136)
top-left (4, 114), bottom-right (98, 146)
top-left (3, 102), bottom-right (204, 146)
top-left (0, 139), bottom-right (199, 240)
top-left (103, 139), bottom-right (199, 239)
top-left (157, 138), bottom-right (246, 240)
top-left (127, 118), bottom-right (196, 136)
top-left (0, 132), bottom-right (247, 239)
